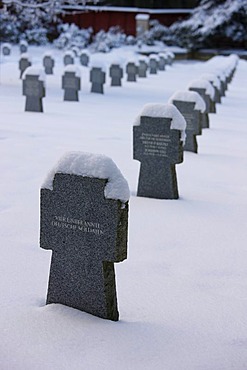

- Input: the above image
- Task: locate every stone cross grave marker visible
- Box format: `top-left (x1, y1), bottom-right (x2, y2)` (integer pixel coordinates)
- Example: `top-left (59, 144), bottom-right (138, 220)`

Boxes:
top-left (138, 60), bottom-right (148, 78)
top-left (158, 54), bottom-right (166, 71)
top-left (109, 64), bottom-right (123, 86)
top-left (63, 52), bottom-right (74, 66)
top-left (2, 43), bottom-right (11, 56)
top-left (62, 70), bottom-right (81, 101)
top-left (172, 100), bottom-right (201, 153)
top-left (149, 54), bottom-right (158, 74)
top-left (90, 67), bottom-right (106, 94)
top-left (43, 55), bottom-right (55, 75)
top-left (19, 54), bottom-right (32, 78)
top-left (20, 41), bottom-right (28, 54)
top-left (80, 52), bottom-right (90, 66)
top-left (40, 152), bottom-right (129, 321)
top-left (22, 68), bottom-right (45, 112)
top-left (126, 62), bottom-right (137, 82)
top-left (133, 108), bottom-right (184, 199)
top-left (188, 86), bottom-right (210, 129)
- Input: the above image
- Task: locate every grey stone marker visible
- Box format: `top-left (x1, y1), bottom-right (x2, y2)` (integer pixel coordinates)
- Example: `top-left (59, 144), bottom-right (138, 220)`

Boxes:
top-left (63, 51), bottom-right (74, 66)
top-left (20, 40), bottom-right (28, 54)
top-left (22, 68), bottom-right (45, 112)
top-left (172, 101), bottom-right (201, 153)
top-left (90, 67), bottom-right (106, 94)
top-left (19, 54), bottom-right (32, 79)
top-left (188, 83), bottom-right (212, 129)
top-left (79, 52), bottom-right (90, 66)
top-left (138, 60), bottom-right (148, 78)
top-left (109, 64), bottom-right (123, 86)
top-left (149, 54), bottom-right (158, 74)
top-left (62, 68), bottom-right (81, 101)
top-left (40, 152), bottom-right (129, 321)
top-left (43, 54), bottom-right (55, 75)
top-left (158, 54), bottom-right (166, 71)
top-left (133, 105), bottom-right (185, 199)
top-left (126, 62), bottom-right (137, 82)
top-left (2, 43), bottom-right (11, 56)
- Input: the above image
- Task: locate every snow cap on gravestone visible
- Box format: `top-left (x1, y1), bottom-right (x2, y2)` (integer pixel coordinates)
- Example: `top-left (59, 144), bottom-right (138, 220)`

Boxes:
top-left (43, 51), bottom-right (54, 58)
top-left (134, 103), bottom-right (187, 143)
top-left (201, 73), bottom-right (221, 89)
top-left (168, 90), bottom-right (206, 113)
top-left (187, 79), bottom-right (215, 99)
top-left (149, 54), bottom-right (159, 61)
top-left (89, 58), bottom-right (107, 73)
top-left (19, 53), bottom-right (32, 62)
top-left (23, 66), bottom-right (46, 85)
top-left (42, 152), bottom-right (130, 204)
top-left (64, 64), bottom-right (81, 78)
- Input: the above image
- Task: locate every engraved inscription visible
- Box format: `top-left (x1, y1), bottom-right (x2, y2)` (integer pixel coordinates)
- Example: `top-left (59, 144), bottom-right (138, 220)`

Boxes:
top-left (183, 112), bottom-right (194, 131)
top-left (51, 215), bottom-right (104, 235)
top-left (140, 132), bottom-right (171, 157)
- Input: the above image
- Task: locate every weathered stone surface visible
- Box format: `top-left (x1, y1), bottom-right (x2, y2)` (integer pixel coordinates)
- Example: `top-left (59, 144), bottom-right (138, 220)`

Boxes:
top-left (80, 53), bottom-right (89, 66)
top-left (90, 67), bottom-right (106, 94)
top-left (63, 54), bottom-right (74, 66)
top-left (19, 58), bottom-right (31, 78)
top-left (40, 171), bottom-right (128, 321)
top-left (23, 75), bottom-right (45, 112)
top-left (133, 116), bottom-right (183, 199)
top-left (172, 100), bottom-right (201, 153)
top-left (138, 60), bottom-right (148, 78)
top-left (189, 87), bottom-right (210, 128)
top-left (109, 64), bottom-right (123, 86)
top-left (126, 62), bottom-right (137, 82)
top-left (2, 44), bottom-right (11, 56)
top-left (149, 58), bottom-right (158, 74)
top-left (43, 56), bottom-right (55, 75)
top-left (20, 42), bottom-right (28, 54)
top-left (158, 56), bottom-right (166, 71)
top-left (62, 72), bottom-right (81, 101)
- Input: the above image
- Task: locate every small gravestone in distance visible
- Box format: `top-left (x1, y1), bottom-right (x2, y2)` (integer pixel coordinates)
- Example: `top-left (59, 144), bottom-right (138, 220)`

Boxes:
top-left (43, 52), bottom-right (55, 75)
top-left (138, 57), bottom-right (148, 78)
top-left (109, 63), bottom-right (123, 86)
top-left (2, 43), bottom-right (11, 56)
top-left (22, 67), bottom-right (45, 112)
top-left (158, 53), bottom-right (166, 71)
top-left (63, 51), bottom-right (74, 66)
top-left (19, 53), bottom-right (32, 78)
top-left (40, 152), bottom-right (129, 321)
top-left (188, 79), bottom-right (214, 128)
top-left (165, 51), bottom-right (174, 66)
top-left (20, 40), bottom-right (28, 54)
top-left (133, 104), bottom-right (186, 199)
top-left (79, 51), bottom-right (90, 66)
top-left (62, 65), bottom-right (81, 101)
top-left (90, 65), bottom-right (106, 94)
top-left (149, 54), bottom-right (159, 74)
top-left (169, 90), bottom-right (206, 153)
top-left (201, 73), bottom-right (221, 104)
top-left (126, 61), bottom-right (137, 82)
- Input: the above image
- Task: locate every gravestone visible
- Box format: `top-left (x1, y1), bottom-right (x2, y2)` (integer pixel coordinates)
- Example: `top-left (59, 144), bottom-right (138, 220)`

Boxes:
top-left (20, 40), bottom-right (28, 54)
top-left (138, 59), bottom-right (148, 78)
top-left (62, 67), bottom-right (81, 101)
top-left (149, 54), bottom-right (158, 74)
top-left (40, 152), bottom-right (129, 321)
top-left (172, 101), bottom-right (201, 153)
top-left (202, 73), bottom-right (221, 104)
top-left (63, 51), bottom-right (74, 66)
top-left (126, 62), bottom-right (137, 82)
top-left (133, 105), bottom-right (185, 199)
top-left (80, 52), bottom-right (90, 66)
top-left (19, 54), bottom-right (32, 78)
top-left (90, 67), bottom-right (106, 94)
top-left (109, 64), bottom-right (123, 86)
top-left (158, 54), bottom-right (166, 71)
top-left (2, 43), bottom-right (11, 56)
top-left (43, 54), bottom-right (55, 75)
top-left (22, 68), bottom-right (45, 112)
top-left (188, 82), bottom-right (213, 128)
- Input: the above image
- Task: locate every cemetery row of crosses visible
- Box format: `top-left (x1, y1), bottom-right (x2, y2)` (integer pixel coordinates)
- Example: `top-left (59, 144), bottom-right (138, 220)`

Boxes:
top-left (2, 41), bottom-right (239, 321)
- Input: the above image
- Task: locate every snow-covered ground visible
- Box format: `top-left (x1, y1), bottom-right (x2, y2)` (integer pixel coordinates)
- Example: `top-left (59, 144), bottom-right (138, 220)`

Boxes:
top-left (0, 46), bottom-right (247, 370)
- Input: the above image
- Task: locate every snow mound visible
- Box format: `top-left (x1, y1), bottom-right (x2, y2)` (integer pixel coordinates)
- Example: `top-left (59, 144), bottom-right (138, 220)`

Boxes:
top-left (201, 73), bottom-right (221, 89)
top-left (149, 54), bottom-right (159, 61)
top-left (23, 67), bottom-right (46, 83)
top-left (168, 90), bottom-right (206, 113)
top-left (134, 103), bottom-right (186, 143)
top-left (19, 53), bottom-right (31, 61)
top-left (188, 79), bottom-right (215, 99)
top-left (64, 65), bottom-right (81, 77)
top-left (64, 50), bottom-right (74, 57)
top-left (42, 152), bottom-right (130, 204)
top-left (89, 59), bottom-right (107, 72)
top-left (43, 51), bottom-right (54, 58)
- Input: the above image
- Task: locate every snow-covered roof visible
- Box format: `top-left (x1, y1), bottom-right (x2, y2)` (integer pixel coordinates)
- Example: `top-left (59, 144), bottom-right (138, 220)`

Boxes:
top-left (42, 152), bottom-right (130, 203)
top-left (23, 67), bottom-right (46, 84)
top-left (187, 79), bottom-right (215, 99)
top-left (62, 5), bottom-right (193, 14)
top-left (134, 103), bottom-right (186, 143)
top-left (168, 90), bottom-right (206, 113)
top-left (135, 14), bottom-right (150, 20)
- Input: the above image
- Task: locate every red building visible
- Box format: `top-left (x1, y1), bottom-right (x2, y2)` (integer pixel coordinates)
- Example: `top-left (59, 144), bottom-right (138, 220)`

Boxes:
top-left (62, 5), bottom-right (194, 35)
